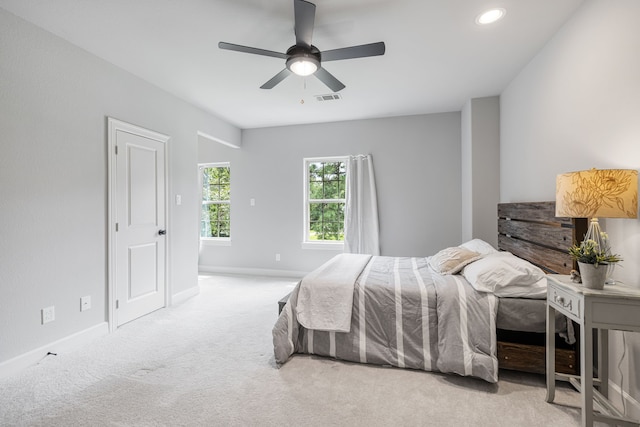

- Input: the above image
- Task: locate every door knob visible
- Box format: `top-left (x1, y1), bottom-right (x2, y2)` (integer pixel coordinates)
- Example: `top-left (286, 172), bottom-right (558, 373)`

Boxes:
top-left (158, 229), bottom-right (167, 235)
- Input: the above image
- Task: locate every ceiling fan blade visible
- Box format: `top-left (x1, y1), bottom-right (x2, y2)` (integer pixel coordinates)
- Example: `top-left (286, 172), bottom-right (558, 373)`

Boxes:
top-left (218, 42), bottom-right (287, 60)
top-left (294, 0), bottom-right (316, 48)
top-left (260, 69), bottom-right (292, 89)
top-left (321, 42), bottom-right (386, 62)
top-left (314, 67), bottom-right (345, 92)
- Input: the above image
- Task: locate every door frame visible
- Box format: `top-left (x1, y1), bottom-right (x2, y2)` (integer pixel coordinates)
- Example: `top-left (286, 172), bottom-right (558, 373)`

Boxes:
top-left (107, 117), bottom-right (170, 332)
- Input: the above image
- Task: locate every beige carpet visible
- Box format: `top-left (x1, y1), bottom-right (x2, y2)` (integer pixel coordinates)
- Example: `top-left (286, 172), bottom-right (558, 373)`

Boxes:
top-left (0, 274), bottom-right (585, 426)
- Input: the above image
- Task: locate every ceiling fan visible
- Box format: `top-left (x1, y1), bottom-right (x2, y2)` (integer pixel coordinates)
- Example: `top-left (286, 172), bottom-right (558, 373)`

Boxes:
top-left (218, 0), bottom-right (386, 92)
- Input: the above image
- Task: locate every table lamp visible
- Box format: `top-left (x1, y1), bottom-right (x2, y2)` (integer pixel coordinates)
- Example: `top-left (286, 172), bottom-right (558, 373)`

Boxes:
top-left (556, 168), bottom-right (638, 281)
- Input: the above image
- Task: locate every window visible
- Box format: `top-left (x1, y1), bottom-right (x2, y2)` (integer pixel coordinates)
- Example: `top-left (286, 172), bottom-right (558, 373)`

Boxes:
top-left (200, 163), bottom-right (230, 241)
top-left (303, 157), bottom-right (347, 248)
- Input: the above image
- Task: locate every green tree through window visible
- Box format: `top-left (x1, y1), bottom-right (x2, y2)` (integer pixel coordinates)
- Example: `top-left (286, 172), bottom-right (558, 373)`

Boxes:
top-left (200, 164), bottom-right (230, 238)
top-left (307, 160), bottom-right (346, 241)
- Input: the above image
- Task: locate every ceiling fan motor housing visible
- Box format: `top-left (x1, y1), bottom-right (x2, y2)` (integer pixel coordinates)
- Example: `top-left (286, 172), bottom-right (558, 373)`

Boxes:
top-left (285, 45), bottom-right (321, 76)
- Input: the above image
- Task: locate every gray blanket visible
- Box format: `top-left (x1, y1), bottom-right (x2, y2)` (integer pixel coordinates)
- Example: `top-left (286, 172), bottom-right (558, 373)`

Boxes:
top-left (273, 256), bottom-right (499, 383)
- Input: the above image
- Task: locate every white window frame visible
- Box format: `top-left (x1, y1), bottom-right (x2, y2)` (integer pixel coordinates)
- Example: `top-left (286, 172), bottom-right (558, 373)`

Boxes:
top-left (302, 156), bottom-right (348, 250)
top-left (199, 162), bottom-right (231, 246)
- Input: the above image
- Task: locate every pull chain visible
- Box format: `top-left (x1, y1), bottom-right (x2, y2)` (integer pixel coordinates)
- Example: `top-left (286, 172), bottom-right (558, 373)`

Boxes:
top-left (301, 78), bottom-right (307, 104)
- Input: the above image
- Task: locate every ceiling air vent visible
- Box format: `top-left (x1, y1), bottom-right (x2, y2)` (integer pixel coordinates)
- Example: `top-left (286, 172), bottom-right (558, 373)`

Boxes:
top-left (315, 93), bottom-right (342, 102)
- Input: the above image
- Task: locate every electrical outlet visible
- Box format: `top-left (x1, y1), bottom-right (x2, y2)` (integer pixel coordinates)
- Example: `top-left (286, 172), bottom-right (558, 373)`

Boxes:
top-left (80, 296), bottom-right (91, 312)
top-left (275, 253), bottom-right (281, 262)
top-left (41, 306), bottom-right (55, 324)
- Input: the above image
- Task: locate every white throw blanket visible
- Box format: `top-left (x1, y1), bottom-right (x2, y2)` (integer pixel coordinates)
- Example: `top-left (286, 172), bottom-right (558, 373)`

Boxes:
top-left (296, 253), bottom-right (372, 332)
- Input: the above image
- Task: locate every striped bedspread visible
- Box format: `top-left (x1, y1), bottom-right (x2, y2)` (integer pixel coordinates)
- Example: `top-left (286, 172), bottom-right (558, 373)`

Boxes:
top-left (272, 256), bottom-right (499, 383)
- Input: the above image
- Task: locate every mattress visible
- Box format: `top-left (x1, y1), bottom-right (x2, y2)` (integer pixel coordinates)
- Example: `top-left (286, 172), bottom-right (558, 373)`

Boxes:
top-left (497, 297), bottom-right (574, 343)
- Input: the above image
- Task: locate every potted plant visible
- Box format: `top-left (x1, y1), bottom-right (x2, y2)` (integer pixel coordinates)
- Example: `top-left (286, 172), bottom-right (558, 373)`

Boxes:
top-left (568, 235), bottom-right (622, 289)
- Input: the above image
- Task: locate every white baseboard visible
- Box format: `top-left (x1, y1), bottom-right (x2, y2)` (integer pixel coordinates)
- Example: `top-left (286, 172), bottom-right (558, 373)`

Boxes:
top-left (171, 285), bottom-right (200, 305)
top-left (199, 265), bottom-right (307, 279)
top-left (0, 322), bottom-right (109, 379)
top-left (608, 379), bottom-right (640, 421)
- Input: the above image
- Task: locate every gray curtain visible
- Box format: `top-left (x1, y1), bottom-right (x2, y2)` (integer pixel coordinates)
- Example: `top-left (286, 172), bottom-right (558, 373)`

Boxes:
top-left (344, 154), bottom-right (380, 255)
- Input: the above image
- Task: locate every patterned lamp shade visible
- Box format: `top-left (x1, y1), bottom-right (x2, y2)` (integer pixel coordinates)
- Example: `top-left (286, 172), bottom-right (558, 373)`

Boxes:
top-left (556, 168), bottom-right (638, 219)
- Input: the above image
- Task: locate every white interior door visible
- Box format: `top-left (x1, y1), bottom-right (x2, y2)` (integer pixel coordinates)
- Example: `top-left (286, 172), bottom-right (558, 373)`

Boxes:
top-left (108, 118), bottom-right (169, 328)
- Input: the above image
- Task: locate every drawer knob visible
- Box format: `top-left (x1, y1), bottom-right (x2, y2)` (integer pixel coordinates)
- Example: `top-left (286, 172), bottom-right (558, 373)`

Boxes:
top-left (554, 295), bottom-right (572, 310)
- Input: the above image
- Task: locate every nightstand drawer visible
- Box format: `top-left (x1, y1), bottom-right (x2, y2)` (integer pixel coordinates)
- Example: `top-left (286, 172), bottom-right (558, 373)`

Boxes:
top-left (549, 285), bottom-right (581, 321)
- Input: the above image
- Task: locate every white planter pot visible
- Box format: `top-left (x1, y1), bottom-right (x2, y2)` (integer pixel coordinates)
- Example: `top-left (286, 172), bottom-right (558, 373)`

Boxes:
top-left (578, 262), bottom-right (608, 290)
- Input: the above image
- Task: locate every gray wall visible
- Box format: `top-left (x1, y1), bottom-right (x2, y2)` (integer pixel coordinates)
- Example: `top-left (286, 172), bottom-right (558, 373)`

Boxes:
top-left (199, 113), bottom-right (462, 274)
top-left (461, 97), bottom-right (500, 246)
top-left (0, 9), bottom-right (239, 363)
top-left (501, 0), bottom-right (640, 417)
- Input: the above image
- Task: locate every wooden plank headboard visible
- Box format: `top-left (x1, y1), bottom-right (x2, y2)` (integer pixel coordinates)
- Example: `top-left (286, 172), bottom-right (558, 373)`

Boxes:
top-left (497, 201), bottom-right (588, 274)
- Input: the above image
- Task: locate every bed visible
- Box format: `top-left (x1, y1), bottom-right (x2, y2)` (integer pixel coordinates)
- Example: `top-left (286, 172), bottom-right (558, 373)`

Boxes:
top-left (273, 201), bottom-right (586, 382)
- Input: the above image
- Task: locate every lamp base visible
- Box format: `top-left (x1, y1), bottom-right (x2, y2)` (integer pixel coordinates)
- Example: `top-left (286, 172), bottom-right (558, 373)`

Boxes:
top-left (583, 218), bottom-right (615, 284)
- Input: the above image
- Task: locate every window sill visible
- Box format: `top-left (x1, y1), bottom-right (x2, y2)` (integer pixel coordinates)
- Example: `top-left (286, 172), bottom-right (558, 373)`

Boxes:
top-left (301, 241), bottom-right (344, 251)
top-left (200, 238), bottom-right (232, 247)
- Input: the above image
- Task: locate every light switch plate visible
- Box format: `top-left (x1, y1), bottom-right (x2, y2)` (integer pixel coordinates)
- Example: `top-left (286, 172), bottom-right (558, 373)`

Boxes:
top-left (80, 296), bottom-right (91, 311)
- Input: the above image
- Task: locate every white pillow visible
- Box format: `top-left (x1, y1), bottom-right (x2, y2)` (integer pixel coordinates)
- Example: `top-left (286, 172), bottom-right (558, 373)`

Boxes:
top-left (461, 251), bottom-right (547, 298)
top-left (459, 239), bottom-right (499, 255)
top-left (428, 247), bottom-right (482, 275)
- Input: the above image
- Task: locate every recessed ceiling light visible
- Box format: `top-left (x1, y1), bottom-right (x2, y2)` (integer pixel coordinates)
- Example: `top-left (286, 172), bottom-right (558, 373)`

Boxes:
top-left (476, 8), bottom-right (506, 25)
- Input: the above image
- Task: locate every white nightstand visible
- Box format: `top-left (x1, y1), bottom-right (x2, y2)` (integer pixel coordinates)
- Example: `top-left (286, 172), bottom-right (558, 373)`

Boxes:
top-left (546, 274), bottom-right (640, 427)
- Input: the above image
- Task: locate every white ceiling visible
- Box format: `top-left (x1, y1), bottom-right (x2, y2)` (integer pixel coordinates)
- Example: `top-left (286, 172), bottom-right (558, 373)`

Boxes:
top-left (0, 0), bottom-right (584, 129)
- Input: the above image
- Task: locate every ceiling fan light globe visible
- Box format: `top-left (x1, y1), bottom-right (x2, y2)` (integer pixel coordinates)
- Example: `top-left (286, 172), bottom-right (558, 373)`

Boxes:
top-left (287, 56), bottom-right (319, 76)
